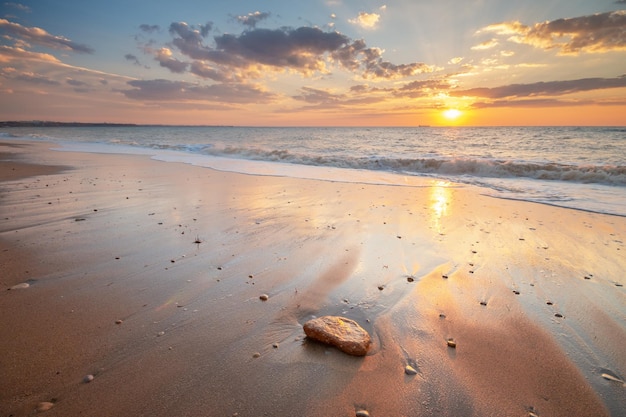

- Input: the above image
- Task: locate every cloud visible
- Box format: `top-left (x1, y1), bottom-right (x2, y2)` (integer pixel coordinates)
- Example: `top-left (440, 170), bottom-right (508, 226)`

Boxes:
top-left (451, 75), bottom-right (626, 99)
top-left (0, 44), bottom-right (60, 63)
top-left (471, 38), bottom-right (499, 50)
top-left (139, 24), bottom-right (160, 33)
top-left (121, 79), bottom-right (276, 103)
top-left (289, 85), bottom-right (384, 112)
top-left (349, 12), bottom-right (381, 29)
top-left (189, 61), bottom-right (233, 82)
top-left (478, 11), bottom-right (626, 54)
top-left (395, 79), bottom-right (454, 98)
top-left (235, 11), bottom-right (271, 28)
top-left (4, 2), bottom-right (31, 12)
top-left (470, 98), bottom-right (594, 108)
top-left (199, 22), bottom-right (213, 37)
top-left (164, 23), bottom-right (433, 81)
top-left (154, 47), bottom-right (188, 73)
top-left (125, 53), bottom-right (142, 66)
top-left (7, 71), bottom-right (60, 85)
top-left (66, 78), bottom-right (87, 87)
top-left (0, 18), bottom-right (94, 53)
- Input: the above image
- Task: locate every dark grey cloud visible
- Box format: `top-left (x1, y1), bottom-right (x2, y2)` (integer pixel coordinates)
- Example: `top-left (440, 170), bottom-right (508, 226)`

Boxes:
top-left (125, 53), bottom-right (142, 66)
top-left (13, 72), bottom-right (60, 85)
top-left (235, 11), bottom-right (271, 28)
top-left (451, 75), bottom-right (626, 99)
top-left (199, 22), bottom-right (213, 37)
top-left (121, 79), bottom-right (276, 103)
top-left (139, 24), bottom-right (160, 33)
top-left (480, 11), bottom-right (626, 54)
top-left (0, 18), bottom-right (93, 53)
top-left (167, 23), bottom-right (432, 79)
top-left (213, 27), bottom-right (348, 71)
top-left (66, 78), bottom-right (87, 87)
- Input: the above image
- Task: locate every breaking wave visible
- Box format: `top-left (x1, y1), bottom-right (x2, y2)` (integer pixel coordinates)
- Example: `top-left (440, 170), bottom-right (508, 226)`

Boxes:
top-left (193, 145), bottom-right (626, 186)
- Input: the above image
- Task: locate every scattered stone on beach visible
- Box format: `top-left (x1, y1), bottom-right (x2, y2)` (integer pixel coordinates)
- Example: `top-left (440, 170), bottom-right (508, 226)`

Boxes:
top-left (355, 410), bottom-right (370, 417)
top-left (405, 365), bottom-right (418, 375)
top-left (252, 352), bottom-right (261, 358)
top-left (36, 402), bottom-right (55, 412)
top-left (9, 282), bottom-right (30, 290)
top-left (259, 294), bottom-right (269, 301)
top-left (377, 285), bottom-right (384, 291)
top-left (157, 331), bottom-right (165, 337)
top-left (554, 313), bottom-right (563, 318)
top-left (115, 319), bottom-right (123, 324)
top-left (303, 316), bottom-right (371, 356)
top-left (83, 374), bottom-right (94, 383)
top-left (272, 343), bottom-right (279, 349)
top-left (447, 339), bottom-right (457, 348)
top-left (601, 372), bottom-right (625, 385)
top-left (407, 276), bottom-right (415, 282)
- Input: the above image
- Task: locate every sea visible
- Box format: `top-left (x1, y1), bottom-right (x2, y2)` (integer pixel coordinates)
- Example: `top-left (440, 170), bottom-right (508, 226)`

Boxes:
top-left (2, 125), bottom-right (625, 217)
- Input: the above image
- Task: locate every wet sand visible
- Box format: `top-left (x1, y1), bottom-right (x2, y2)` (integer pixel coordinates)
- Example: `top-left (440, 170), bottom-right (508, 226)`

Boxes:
top-left (1, 140), bottom-right (624, 416)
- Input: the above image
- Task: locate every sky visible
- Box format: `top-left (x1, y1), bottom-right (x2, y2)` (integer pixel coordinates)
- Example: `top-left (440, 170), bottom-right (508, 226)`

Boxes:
top-left (1, 0), bottom-right (625, 126)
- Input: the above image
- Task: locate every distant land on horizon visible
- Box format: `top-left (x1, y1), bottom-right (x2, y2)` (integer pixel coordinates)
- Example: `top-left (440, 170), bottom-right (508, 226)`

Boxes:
top-left (0, 121), bottom-right (236, 128)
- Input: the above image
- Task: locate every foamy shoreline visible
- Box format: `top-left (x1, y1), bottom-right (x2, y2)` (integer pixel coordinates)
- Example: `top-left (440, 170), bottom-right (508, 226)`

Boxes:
top-left (3, 125), bottom-right (625, 216)
top-left (1, 140), bottom-right (624, 416)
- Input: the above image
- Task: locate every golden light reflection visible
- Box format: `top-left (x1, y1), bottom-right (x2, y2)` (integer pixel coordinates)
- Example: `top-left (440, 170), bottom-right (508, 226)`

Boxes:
top-left (430, 180), bottom-right (452, 234)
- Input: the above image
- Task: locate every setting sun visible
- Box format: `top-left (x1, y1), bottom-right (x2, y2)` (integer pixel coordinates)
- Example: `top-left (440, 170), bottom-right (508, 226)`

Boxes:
top-left (443, 109), bottom-right (462, 121)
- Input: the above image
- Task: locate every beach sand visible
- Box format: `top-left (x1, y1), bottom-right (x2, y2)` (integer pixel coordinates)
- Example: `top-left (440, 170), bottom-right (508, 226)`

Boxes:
top-left (1, 140), bottom-right (624, 416)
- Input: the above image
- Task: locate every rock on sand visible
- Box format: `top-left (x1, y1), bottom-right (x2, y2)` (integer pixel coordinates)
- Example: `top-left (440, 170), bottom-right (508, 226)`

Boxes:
top-left (303, 316), bottom-right (371, 356)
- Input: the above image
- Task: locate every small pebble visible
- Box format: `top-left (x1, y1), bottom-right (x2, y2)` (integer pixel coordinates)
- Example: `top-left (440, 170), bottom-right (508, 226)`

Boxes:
top-left (377, 285), bottom-right (384, 291)
top-left (554, 313), bottom-right (563, 318)
top-left (157, 331), bottom-right (165, 337)
top-left (83, 374), bottom-right (94, 383)
top-left (272, 343), bottom-right (279, 349)
top-left (115, 319), bottom-right (123, 324)
top-left (480, 301), bottom-right (487, 306)
top-left (407, 276), bottom-right (414, 283)
top-left (259, 294), bottom-right (269, 301)
top-left (447, 339), bottom-right (457, 348)
top-left (37, 402), bottom-right (55, 412)
top-left (405, 365), bottom-right (418, 375)
top-left (356, 410), bottom-right (370, 417)
top-left (252, 352), bottom-right (261, 358)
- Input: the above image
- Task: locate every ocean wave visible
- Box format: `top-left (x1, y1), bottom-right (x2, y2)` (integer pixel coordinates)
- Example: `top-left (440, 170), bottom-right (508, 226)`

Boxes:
top-left (191, 145), bottom-right (626, 186)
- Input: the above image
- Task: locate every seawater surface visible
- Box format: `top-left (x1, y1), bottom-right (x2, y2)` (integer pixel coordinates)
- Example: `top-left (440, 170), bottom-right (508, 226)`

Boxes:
top-left (2, 126), bottom-right (625, 216)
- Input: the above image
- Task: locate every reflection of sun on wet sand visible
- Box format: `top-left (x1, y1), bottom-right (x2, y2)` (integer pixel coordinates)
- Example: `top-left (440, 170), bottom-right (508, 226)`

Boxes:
top-left (1, 140), bottom-right (624, 416)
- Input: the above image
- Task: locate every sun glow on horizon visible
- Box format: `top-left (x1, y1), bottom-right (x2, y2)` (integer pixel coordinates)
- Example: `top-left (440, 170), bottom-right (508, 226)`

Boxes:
top-left (443, 109), bottom-right (462, 121)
